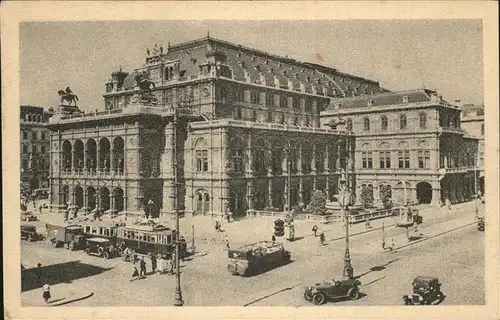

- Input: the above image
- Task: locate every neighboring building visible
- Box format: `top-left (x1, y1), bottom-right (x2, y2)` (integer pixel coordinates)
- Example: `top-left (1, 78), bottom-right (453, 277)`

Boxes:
top-left (46, 36), bottom-right (391, 217)
top-left (20, 105), bottom-right (54, 191)
top-left (460, 103), bottom-right (484, 193)
top-left (321, 89), bottom-right (480, 207)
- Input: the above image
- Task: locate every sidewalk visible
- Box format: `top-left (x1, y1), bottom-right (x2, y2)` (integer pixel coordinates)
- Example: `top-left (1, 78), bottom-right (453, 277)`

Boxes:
top-left (21, 282), bottom-right (93, 307)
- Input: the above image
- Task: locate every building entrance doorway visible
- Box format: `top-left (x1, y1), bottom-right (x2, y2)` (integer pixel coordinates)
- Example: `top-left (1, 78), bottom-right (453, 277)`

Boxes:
top-left (416, 182), bottom-right (432, 204)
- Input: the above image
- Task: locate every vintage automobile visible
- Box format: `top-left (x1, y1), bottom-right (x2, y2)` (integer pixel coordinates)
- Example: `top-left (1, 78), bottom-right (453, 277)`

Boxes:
top-left (477, 217), bottom-right (485, 231)
top-left (403, 276), bottom-right (444, 305)
top-left (21, 211), bottom-right (38, 222)
top-left (21, 224), bottom-right (42, 242)
top-left (85, 237), bottom-right (116, 259)
top-left (228, 241), bottom-right (291, 276)
top-left (46, 224), bottom-right (86, 250)
top-left (304, 277), bottom-right (361, 305)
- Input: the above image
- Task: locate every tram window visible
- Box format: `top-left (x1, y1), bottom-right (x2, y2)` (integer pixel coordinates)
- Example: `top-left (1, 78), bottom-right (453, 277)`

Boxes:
top-left (151, 236), bottom-right (156, 242)
top-left (92, 227), bottom-right (97, 234)
top-left (146, 234), bottom-right (151, 242)
top-left (104, 229), bottom-right (109, 236)
top-left (167, 235), bottom-right (172, 243)
top-left (85, 226), bottom-right (90, 233)
top-left (99, 228), bottom-right (103, 235)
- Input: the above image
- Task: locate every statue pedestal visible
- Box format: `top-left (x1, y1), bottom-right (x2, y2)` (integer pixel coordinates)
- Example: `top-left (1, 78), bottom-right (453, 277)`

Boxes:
top-left (57, 104), bottom-right (83, 115)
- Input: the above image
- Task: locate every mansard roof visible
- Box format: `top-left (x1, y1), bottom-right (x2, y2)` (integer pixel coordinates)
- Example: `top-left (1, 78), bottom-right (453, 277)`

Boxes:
top-left (324, 89), bottom-right (450, 111)
top-left (121, 36), bottom-right (389, 96)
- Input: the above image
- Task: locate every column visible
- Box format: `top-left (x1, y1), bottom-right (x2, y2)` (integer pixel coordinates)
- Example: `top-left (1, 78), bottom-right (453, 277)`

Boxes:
top-left (267, 178), bottom-right (273, 208)
top-left (267, 149), bottom-right (273, 176)
top-left (110, 146), bottom-right (115, 173)
top-left (246, 181), bottom-right (254, 210)
top-left (97, 148), bottom-right (101, 173)
top-left (299, 177), bottom-right (304, 204)
top-left (325, 176), bottom-right (330, 200)
top-left (431, 187), bottom-right (441, 207)
top-left (311, 144), bottom-right (316, 174)
top-left (373, 185), bottom-right (382, 207)
top-left (246, 134), bottom-right (253, 176)
top-left (71, 189), bottom-right (75, 205)
top-left (110, 194), bottom-right (115, 212)
top-left (324, 145), bottom-right (330, 172)
top-left (297, 142), bottom-right (303, 174)
top-left (336, 141), bottom-right (341, 170)
top-left (72, 148), bottom-right (76, 173)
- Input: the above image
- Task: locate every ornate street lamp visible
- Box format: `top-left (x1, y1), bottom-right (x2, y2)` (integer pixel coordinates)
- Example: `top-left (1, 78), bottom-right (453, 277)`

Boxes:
top-left (339, 167), bottom-right (354, 279)
top-left (172, 97), bottom-right (193, 307)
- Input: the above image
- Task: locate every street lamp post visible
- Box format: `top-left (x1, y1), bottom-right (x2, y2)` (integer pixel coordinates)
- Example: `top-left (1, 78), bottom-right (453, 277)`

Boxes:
top-left (285, 143), bottom-right (292, 213)
top-left (172, 102), bottom-right (190, 307)
top-left (340, 165), bottom-right (353, 278)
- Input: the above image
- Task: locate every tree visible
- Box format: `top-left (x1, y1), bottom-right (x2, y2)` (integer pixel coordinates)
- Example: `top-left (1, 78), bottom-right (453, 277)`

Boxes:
top-left (380, 185), bottom-right (393, 209)
top-left (360, 185), bottom-right (374, 208)
top-left (307, 190), bottom-right (327, 215)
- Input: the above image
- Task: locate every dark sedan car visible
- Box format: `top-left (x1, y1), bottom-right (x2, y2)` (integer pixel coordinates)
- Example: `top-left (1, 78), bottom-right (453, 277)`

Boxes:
top-left (403, 276), bottom-right (444, 305)
top-left (304, 277), bottom-right (361, 305)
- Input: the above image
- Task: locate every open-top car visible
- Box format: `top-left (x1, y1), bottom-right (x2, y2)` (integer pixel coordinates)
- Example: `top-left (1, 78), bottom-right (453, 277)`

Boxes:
top-left (304, 277), bottom-right (361, 305)
top-left (21, 224), bottom-right (42, 241)
top-left (403, 276), bottom-right (444, 305)
top-left (85, 237), bottom-right (116, 259)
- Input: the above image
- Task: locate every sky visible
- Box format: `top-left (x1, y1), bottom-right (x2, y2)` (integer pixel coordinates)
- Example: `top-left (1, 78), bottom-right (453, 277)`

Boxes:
top-left (20, 20), bottom-right (484, 112)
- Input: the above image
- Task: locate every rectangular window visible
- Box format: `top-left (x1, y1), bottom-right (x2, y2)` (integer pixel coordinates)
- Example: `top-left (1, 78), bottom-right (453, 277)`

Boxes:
top-left (271, 150), bottom-right (281, 173)
top-left (266, 92), bottom-right (273, 106)
top-left (220, 87), bottom-right (228, 102)
top-left (418, 151), bottom-right (431, 168)
top-left (305, 99), bottom-right (312, 112)
top-left (32, 132), bottom-right (37, 140)
top-left (234, 89), bottom-right (244, 102)
top-left (279, 95), bottom-right (287, 109)
top-left (23, 131), bottom-right (28, 140)
top-left (251, 90), bottom-right (259, 104)
top-left (293, 97), bottom-right (300, 109)
top-left (232, 150), bottom-right (243, 172)
top-left (398, 150), bottom-right (410, 168)
top-left (267, 111), bottom-right (273, 122)
top-left (41, 132), bottom-right (46, 140)
top-left (362, 152), bottom-right (373, 169)
top-left (379, 151), bottom-right (391, 168)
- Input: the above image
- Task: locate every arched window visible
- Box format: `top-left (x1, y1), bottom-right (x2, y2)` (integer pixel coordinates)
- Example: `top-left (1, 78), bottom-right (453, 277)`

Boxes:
top-left (363, 117), bottom-right (370, 131)
top-left (381, 116), bottom-right (388, 131)
top-left (346, 119), bottom-right (353, 132)
top-left (419, 113), bottom-right (427, 129)
top-left (400, 114), bottom-right (407, 130)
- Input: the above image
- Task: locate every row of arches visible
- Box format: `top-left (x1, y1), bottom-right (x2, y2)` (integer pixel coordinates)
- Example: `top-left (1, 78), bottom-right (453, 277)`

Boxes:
top-left (60, 185), bottom-right (125, 212)
top-left (61, 137), bottom-right (125, 173)
top-left (347, 113), bottom-right (429, 132)
top-left (359, 181), bottom-right (434, 206)
top-left (360, 140), bottom-right (429, 150)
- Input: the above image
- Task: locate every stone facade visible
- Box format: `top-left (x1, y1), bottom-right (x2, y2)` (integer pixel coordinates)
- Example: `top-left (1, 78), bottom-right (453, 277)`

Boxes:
top-left (46, 36), bottom-right (379, 217)
top-left (460, 104), bottom-right (484, 192)
top-left (320, 90), bottom-right (481, 206)
top-left (20, 105), bottom-right (54, 191)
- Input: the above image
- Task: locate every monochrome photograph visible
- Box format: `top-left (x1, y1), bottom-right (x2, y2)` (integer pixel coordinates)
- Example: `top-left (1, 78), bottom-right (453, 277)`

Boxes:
top-left (2, 2), bottom-right (499, 320)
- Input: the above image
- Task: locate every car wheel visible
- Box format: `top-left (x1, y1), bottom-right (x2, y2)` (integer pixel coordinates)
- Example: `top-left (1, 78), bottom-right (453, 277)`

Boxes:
top-left (84, 248), bottom-right (90, 254)
top-left (348, 288), bottom-right (359, 300)
top-left (103, 251), bottom-right (110, 259)
top-left (52, 240), bottom-right (58, 248)
top-left (304, 291), bottom-right (311, 301)
top-left (312, 293), bottom-right (326, 305)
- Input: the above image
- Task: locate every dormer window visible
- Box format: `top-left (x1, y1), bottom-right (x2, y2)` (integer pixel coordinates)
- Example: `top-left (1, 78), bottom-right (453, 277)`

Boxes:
top-left (254, 65), bottom-right (260, 71)
top-left (367, 99), bottom-right (374, 107)
top-left (237, 51), bottom-right (242, 57)
top-left (282, 70), bottom-right (288, 77)
top-left (190, 58), bottom-right (197, 65)
top-left (316, 79), bottom-right (321, 85)
top-left (265, 59), bottom-right (269, 65)
top-left (306, 76), bottom-right (311, 82)
top-left (237, 61), bottom-right (245, 68)
top-left (294, 73), bottom-right (299, 79)
top-left (251, 56), bottom-right (256, 61)
top-left (402, 95), bottom-right (410, 103)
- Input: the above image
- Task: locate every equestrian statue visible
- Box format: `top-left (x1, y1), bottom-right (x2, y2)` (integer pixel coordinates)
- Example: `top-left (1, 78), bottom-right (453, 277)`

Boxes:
top-left (58, 87), bottom-right (79, 106)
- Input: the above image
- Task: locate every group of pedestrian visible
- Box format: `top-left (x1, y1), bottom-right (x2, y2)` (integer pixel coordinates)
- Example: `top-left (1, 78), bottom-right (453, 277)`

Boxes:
top-left (214, 220), bottom-right (223, 232)
top-left (130, 257), bottom-right (148, 281)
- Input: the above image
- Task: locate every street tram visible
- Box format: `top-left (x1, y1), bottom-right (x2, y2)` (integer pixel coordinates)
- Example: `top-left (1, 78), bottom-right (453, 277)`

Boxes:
top-left (115, 223), bottom-right (185, 258)
top-left (395, 206), bottom-right (422, 227)
top-left (80, 220), bottom-right (119, 244)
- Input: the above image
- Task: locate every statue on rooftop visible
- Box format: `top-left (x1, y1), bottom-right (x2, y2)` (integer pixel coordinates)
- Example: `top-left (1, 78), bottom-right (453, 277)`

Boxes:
top-left (57, 87), bottom-right (79, 106)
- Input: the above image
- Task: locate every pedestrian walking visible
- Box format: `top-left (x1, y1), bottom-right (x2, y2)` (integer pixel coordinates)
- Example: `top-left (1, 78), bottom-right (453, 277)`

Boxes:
top-left (39, 205), bottom-right (43, 215)
top-left (225, 234), bottom-right (230, 249)
top-left (365, 217), bottom-right (371, 229)
top-left (42, 283), bottom-right (51, 304)
top-left (271, 234), bottom-right (276, 243)
top-left (226, 214), bottom-right (231, 223)
top-left (130, 264), bottom-right (140, 281)
top-left (214, 221), bottom-right (220, 232)
top-left (390, 238), bottom-right (395, 251)
top-left (139, 257), bottom-right (147, 277)
top-left (319, 233), bottom-right (325, 246)
top-left (167, 259), bottom-right (175, 275)
top-left (151, 254), bottom-right (157, 274)
top-left (312, 225), bottom-right (318, 237)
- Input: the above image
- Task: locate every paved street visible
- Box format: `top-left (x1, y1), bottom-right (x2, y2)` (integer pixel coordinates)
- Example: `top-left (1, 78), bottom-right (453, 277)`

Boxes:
top-left (21, 201), bottom-right (484, 306)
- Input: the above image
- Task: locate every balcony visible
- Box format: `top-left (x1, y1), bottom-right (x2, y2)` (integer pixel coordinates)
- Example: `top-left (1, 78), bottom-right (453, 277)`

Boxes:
top-left (438, 126), bottom-right (464, 135)
top-left (58, 169), bottom-right (125, 178)
top-left (438, 167), bottom-right (468, 175)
